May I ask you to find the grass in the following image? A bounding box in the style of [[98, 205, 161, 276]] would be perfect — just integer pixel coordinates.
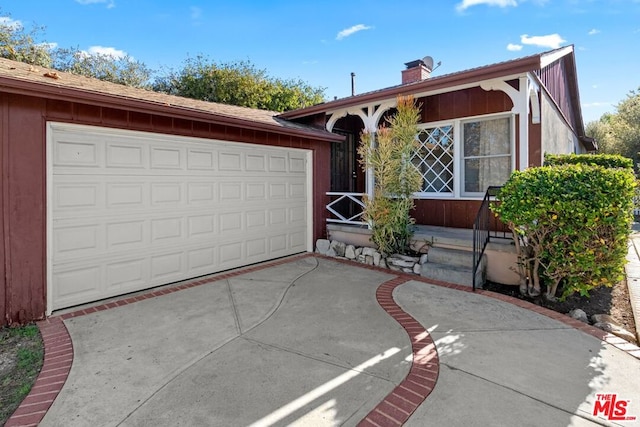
[[0, 324, 44, 424]]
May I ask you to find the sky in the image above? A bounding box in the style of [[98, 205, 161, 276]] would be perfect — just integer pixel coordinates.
[[2, 0, 639, 124]]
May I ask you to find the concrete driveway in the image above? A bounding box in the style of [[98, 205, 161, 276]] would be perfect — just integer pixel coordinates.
[[9, 255, 640, 426]]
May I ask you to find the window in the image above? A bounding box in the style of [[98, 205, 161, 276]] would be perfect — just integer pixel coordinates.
[[462, 117, 511, 194], [411, 125, 454, 194]]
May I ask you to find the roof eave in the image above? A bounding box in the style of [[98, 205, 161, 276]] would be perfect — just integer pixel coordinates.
[[279, 55, 541, 119], [0, 77, 343, 142]]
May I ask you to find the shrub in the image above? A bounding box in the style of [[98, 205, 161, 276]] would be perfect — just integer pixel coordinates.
[[544, 153, 633, 169], [492, 158, 636, 300], [357, 95, 422, 255]]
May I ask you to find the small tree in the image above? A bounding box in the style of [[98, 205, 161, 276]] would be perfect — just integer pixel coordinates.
[[357, 95, 423, 255]]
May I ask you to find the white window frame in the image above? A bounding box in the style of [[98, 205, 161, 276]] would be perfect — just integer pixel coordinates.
[[413, 113, 515, 200]]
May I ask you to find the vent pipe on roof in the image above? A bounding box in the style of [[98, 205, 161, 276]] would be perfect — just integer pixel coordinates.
[[351, 72, 356, 96]]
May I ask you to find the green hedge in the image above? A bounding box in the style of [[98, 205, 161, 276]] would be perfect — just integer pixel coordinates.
[[492, 159, 636, 300], [544, 153, 633, 169]]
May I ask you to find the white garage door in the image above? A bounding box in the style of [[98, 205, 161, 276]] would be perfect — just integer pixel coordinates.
[[47, 122, 311, 311]]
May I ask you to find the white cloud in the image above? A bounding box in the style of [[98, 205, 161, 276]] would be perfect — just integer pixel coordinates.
[[0, 17, 22, 29], [75, 0, 115, 8], [456, 0, 517, 12], [588, 29, 600, 35], [583, 101, 613, 108], [507, 43, 523, 51], [336, 24, 373, 40], [520, 33, 566, 49], [86, 46, 127, 58]]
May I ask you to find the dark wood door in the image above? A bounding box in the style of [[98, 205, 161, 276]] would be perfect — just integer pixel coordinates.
[[330, 129, 357, 192]]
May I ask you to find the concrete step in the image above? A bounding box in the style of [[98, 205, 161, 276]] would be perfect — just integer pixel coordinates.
[[422, 246, 486, 288], [420, 262, 484, 288], [427, 246, 475, 269]]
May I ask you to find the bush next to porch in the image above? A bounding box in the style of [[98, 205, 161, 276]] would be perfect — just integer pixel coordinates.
[[357, 95, 422, 256], [492, 154, 636, 300]]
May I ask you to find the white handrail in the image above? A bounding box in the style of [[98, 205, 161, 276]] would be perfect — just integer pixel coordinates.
[[325, 192, 367, 226]]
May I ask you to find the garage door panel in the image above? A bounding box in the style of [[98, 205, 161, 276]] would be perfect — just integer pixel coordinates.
[[54, 266, 102, 303], [55, 140, 100, 167], [107, 143, 145, 168], [54, 224, 100, 255], [106, 259, 147, 290], [49, 123, 310, 311], [150, 147, 183, 169], [187, 149, 216, 170]]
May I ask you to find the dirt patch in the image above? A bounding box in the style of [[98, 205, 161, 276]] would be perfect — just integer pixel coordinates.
[[0, 324, 44, 425], [485, 278, 637, 342]]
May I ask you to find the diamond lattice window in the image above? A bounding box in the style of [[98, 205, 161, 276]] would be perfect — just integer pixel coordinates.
[[411, 125, 454, 193]]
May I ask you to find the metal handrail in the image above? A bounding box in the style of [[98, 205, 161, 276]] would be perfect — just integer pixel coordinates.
[[472, 186, 509, 290]]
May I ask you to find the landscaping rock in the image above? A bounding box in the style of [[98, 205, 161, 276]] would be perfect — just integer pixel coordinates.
[[316, 239, 330, 255], [330, 240, 346, 257], [362, 247, 377, 257], [373, 252, 382, 266], [568, 308, 589, 324], [365, 255, 374, 265], [591, 314, 618, 326], [355, 247, 363, 257], [345, 245, 356, 260], [413, 263, 421, 275], [387, 256, 417, 269], [419, 254, 428, 265], [593, 322, 637, 344]]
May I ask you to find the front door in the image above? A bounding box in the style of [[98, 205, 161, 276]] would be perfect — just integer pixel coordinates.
[[330, 129, 357, 192]]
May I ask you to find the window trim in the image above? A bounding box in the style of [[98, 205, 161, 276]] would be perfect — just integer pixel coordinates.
[[460, 113, 515, 198], [412, 113, 515, 200]]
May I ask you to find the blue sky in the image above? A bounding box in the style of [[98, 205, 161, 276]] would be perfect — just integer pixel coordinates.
[[2, 0, 639, 123]]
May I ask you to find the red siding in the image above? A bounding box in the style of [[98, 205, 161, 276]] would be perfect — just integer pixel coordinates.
[[0, 93, 331, 326], [412, 199, 482, 229], [420, 85, 513, 122], [536, 59, 578, 132]]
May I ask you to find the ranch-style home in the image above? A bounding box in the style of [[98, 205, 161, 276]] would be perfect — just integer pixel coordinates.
[[0, 45, 592, 326]]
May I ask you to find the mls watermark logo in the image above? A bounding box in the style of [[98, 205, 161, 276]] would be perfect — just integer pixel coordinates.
[[592, 394, 636, 422]]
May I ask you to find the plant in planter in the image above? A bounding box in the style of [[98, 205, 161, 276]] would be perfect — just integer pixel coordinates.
[[357, 95, 423, 256]]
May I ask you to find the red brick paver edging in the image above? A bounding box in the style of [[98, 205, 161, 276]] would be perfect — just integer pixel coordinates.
[[6, 254, 310, 426], [7, 253, 640, 426], [358, 277, 439, 427], [5, 317, 73, 427]]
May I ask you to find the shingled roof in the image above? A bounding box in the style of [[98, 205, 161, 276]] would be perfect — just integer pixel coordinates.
[[0, 57, 341, 141]]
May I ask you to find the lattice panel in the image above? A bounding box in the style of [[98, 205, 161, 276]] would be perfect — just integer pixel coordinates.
[[411, 126, 454, 193]]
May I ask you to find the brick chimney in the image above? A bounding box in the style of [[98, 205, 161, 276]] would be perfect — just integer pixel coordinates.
[[402, 59, 431, 84]]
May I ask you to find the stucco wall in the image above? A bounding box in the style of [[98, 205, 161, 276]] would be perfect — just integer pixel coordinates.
[[541, 91, 576, 157]]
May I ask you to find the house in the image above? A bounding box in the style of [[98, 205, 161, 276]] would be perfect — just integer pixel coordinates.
[[0, 45, 593, 326], [279, 45, 595, 230], [0, 57, 342, 326]]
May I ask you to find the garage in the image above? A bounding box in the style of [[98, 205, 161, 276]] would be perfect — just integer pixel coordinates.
[[47, 122, 312, 311]]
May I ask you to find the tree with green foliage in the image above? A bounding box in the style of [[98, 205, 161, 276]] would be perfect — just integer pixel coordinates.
[[153, 56, 325, 112], [52, 48, 152, 88], [587, 89, 640, 170], [492, 154, 635, 300], [357, 96, 423, 256], [0, 12, 52, 67], [0, 11, 152, 88]]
